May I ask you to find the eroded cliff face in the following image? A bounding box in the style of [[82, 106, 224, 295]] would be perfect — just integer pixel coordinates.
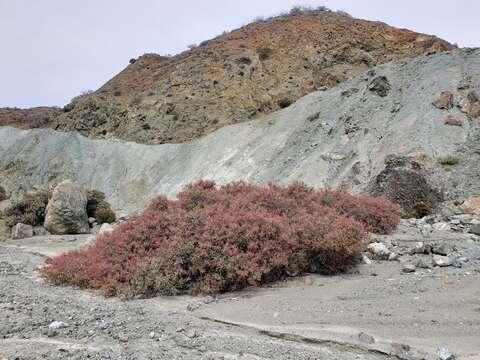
[[22, 10, 452, 144], [1, 49, 478, 213]]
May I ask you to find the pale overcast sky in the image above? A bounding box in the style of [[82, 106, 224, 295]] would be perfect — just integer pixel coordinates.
[[0, 0, 478, 108]]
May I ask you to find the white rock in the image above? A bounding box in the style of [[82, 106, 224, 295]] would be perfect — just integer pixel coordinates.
[[433, 255, 452, 267], [367, 242, 391, 260], [432, 222, 451, 231], [99, 223, 114, 235], [49, 321, 68, 329]]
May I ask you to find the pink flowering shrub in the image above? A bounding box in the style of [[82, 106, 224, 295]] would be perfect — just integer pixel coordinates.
[[40, 181, 399, 297]]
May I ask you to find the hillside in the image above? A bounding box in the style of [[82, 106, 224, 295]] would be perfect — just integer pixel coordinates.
[[0, 107, 59, 129], [5, 9, 454, 144], [1, 48, 478, 214]]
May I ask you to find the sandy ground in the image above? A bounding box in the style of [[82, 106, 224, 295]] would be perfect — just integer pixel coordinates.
[[1, 225, 479, 359]]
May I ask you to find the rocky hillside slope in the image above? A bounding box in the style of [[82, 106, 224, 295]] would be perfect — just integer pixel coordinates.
[[1, 49, 478, 214], [5, 9, 454, 144], [0, 107, 59, 129]]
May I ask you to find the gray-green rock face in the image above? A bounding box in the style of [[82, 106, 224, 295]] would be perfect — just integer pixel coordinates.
[[44, 180, 89, 235]]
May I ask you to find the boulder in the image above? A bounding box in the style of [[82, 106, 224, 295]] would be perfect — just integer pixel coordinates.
[[432, 222, 451, 231], [11, 223, 34, 239], [432, 91, 454, 109], [44, 180, 90, 235]]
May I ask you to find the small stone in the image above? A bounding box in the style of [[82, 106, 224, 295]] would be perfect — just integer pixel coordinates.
[[432, 244, 450, 256], [416, 257, 433, 269], [187, 302, 200, 312], [118, 335, 129, 343], [47, 328, 58, 337], [203, 295, 215, 304], [11, 223, 34, 239], [437, 346, 455, 360], [361, 253, 371, 265], [410, 242, 431, 255], [304, 276, 314, 286], [432, 222, 451, 231], [433, 255, 452, 267], [391, 343, 412, 360], [368, 76, 391, 97], [49, 321, 68, 330], [185, 329, 199, 338], [88, 217, 96, 224], [451, 259, 462, 268], [444, 116, 462, 126], [388, 252, 399, 261], [402, 264, 416, 273], [367, 242, 391, 260], [358, 332, 375, 344], [432, 91, 454, 110], [149, 331, 155, 339]]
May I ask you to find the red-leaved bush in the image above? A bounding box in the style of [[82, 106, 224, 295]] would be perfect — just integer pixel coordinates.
[[40, 181, 399, 297]]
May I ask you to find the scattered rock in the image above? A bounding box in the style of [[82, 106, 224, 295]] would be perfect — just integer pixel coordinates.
[[88, 217, 96, 224], [388, 252, 399, 261], [462, 196, 480, 215], [203, 295, 216, 304], [469, 224, 480, 236], [437, 346, 455, 360], [432, 91, 454, 109], [367, 242, 391, 260], [391, 343, 412, 360], [99, 223, 114, 235], [368, 76, 391, 97], [432, 244, 450, 256], [416, 257, 433, 269], [361, 253, 371, 265], [185, 328, 199, 339], [118, 335, 129, 343], [44, 180, 90, 235], [444, 115, 462, 126], [410, 242, 432, 255], [358, 332, 375, 344], [11, 223, 34, 239], [402, 264, 416, 273], [433, 255, 452, 267], [48, 321, 68, 330], [432, 222, 451, 231]]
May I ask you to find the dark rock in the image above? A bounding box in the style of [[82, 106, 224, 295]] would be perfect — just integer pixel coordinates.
[[368, 76, 391, 97], [469, 224, 480, 235]]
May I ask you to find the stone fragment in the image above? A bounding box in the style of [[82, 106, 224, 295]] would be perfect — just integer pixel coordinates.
[[358, 332, 375, 344], [444, 116, 462, 126], [367, 242, 391, 260], [432, 222, 451, 231], [469, 224, 480, 236], [368, 76, 391, 97], [432, 244, 450, 256], [437, 346, 455, 360], [416, 257, 433, 269], [433, 255, 452, 267], [402, 264, 416, 273], [463, 197, 480, 215], [432, 91, 454, 109], [11, 223, 34, 239]]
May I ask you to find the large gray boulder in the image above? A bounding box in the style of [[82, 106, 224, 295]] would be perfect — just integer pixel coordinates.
[[44, 180, 90, 235], [11, 223, 34, 239]]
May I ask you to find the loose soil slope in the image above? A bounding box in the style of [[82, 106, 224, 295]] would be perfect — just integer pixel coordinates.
[[18, 9, 454, 144], [1, 49, 478, 214]]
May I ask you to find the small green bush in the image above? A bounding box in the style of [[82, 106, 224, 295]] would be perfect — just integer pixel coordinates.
[[413, 201, 432, 218], [5, 190, 50, 226], [95, 207, 116, 224], [438, 155, 459, 165]]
